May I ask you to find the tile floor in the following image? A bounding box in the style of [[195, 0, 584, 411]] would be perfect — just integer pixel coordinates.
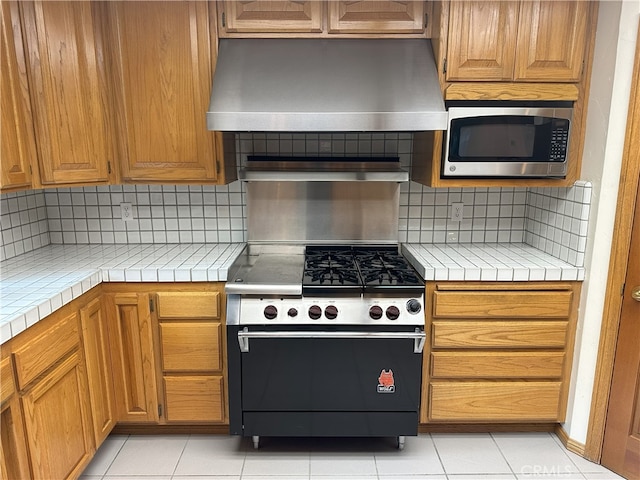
[[79, 432, 626, 480]]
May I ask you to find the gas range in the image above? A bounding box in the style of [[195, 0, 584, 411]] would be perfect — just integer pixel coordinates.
[[230, 244, 425, 327]]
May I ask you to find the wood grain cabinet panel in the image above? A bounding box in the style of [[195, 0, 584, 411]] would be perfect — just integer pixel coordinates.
[[431, 351, 565, 379], [220, 0, 323, 33], [21, 351, 94, 480], [431, 321, 568, 349], [163, 375, 224, 423], [0, 357, 30, 480], [156, 291, 220, 320], [20, 1, 114, 186], [105, 293, 159, 423], [445, 1, 518, 81], [515, 1, 589, 82], [81, 297, 116, 446], [160, 322, 222, 372], [108, 1, 233, 183], [430, 381, 562, 421], [445, 0, 589, 83], [421, 282, 580, 424], [328, 1, 425, 34], [1, 1, 35, 192], [13, 310, 80, 390]]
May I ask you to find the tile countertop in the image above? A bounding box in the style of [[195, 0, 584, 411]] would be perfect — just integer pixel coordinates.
[[0, 243, 246, 344], [0, 242, 584, 344]]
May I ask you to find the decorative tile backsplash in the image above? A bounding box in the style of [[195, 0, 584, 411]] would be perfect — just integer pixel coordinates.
[[0, 133, 592, 267]]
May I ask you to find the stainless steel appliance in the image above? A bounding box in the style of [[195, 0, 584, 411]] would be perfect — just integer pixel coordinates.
[[443, 103, 573, 178], [226, 245, 425, 450], [207, 39, 447, 132]]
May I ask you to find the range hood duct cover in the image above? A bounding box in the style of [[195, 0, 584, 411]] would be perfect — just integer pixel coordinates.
[[207, 39, 447, 132]]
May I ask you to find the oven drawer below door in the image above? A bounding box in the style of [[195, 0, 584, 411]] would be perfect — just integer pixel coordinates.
[[242, 411, 419, 437]]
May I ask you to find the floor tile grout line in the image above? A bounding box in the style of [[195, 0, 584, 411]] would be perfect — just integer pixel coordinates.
[[169, 432, 191, 479], [101, 433, 130, 478], [490, 431, 518, 478]]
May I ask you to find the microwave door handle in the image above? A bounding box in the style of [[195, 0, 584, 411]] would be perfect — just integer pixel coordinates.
[[237, 327, 426, 354]]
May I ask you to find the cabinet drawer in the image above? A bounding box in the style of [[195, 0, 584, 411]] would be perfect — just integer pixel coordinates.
[[163, 375, 224, 422], [431, 351, 565, 379], [160, 322, 221, 372], [156, 292, 220, 320], [1, 357, 15, 404], [429, 381, 562, 421], [433, 290, 572, 318], [432, 321, 568, 348], [13, 311, 80, 389]]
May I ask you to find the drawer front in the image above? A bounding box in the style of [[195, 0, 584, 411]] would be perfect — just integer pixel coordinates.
[[431, 351, 565, 379], [429, 381, 562, 421], [432, 321, 568, 348], [156, 292, 220, 320], [13, 312, 80, 390], [160, 322, 221, 372], [164, 375, 224, 422], [0, 356, 15, 404], [433, 290, 573, 318]]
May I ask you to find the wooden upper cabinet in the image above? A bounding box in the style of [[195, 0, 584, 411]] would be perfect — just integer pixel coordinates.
[[107, 2, 217, 183], [1, 1, 35, 192], [445, 1, 518, 81], [446, 1, 589, 83], [20, 1, 114, 186], [220, 0, 323, 33], [328, 1, 425, 34], [514, 1, 589, 82]]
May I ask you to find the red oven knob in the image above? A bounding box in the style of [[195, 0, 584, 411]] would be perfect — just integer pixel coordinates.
[[324, 305, 338, 320], [308, 305, 322, 320], [369, 305, 383, 320], [386, 306, 400, 320], [287, 308, 298, 318], [263, 305, 278, 320]]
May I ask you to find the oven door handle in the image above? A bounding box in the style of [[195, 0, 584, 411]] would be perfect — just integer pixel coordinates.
[[237, 327, 426, 354]]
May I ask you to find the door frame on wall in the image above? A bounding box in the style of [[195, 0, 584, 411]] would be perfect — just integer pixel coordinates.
[[585, 22, 640, 463]]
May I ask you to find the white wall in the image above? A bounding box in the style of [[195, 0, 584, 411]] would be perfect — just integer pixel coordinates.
[[563, 0, 640, 444]]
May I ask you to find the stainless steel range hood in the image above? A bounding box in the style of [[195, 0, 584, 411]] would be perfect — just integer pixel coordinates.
[[207, 39, 446, 132]]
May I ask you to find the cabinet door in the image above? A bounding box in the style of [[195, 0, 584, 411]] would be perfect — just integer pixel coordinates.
[[20, 1, 113, 186], [21, 351, 94, 480], [514, 1, 588, 82], [80, 297, 116, 446], [220, 0, 323, 33], [105, 293, 159, 423], [1, 1, 35, 192], [164, 375, 224, 423], [0, 358, 30, 480], [109, 1, 223, 183], [446, 1, 518, 81], [328, 1, 424, 34]]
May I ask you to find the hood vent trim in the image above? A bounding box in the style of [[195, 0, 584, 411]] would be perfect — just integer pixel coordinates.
[[207, 38, 447, 132]]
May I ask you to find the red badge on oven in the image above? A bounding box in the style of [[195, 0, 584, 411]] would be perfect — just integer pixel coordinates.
[[377, 369, 395, 393]]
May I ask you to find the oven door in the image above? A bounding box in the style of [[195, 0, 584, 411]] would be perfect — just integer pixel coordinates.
[[227, 325, 425, 438]]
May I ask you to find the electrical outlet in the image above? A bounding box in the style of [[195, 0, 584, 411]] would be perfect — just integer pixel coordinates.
[[120, 202, 134, 221], [450, 202, 464, 222]]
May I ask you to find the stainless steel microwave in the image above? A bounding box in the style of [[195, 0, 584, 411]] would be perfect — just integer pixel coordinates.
[[443, 105, 572, 178]]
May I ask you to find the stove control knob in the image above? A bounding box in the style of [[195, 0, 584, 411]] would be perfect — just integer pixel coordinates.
[[309, 305, 322, 320], [264, 305, 278, 320], [324, 305, 338, 320], [287, 308, 298, 318], [386, 306, 401, 321], [369, 305, 383, 320], [406, 299, 422, 315]]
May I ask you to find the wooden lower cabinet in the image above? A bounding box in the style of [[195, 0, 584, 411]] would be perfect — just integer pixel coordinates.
[[81, 296, 117, 445], [9, 306, 95, 480], [421, 282, 580, 424], [0, 356, 30, 480], [103, 283, 228, 426]]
